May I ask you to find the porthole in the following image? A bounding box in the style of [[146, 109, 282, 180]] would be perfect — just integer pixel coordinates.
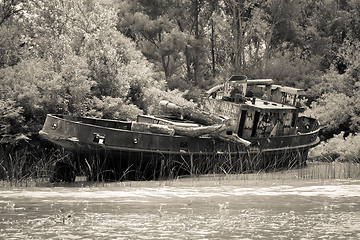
[[51, 123, 58, 130]]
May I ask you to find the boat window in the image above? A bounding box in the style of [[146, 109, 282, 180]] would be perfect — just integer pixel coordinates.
[[251, 111, 260, 137], [93, 133, 105, 144]]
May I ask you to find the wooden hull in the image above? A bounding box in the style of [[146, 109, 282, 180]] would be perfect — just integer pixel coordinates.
[[39, 114, 320, 181]]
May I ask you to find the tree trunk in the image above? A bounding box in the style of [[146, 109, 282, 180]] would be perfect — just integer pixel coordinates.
[[133, 118, 251, 146], [193, 0, 199, 84], [171, 124, 225, 137], [131, 122, 175, 136], [159, 100, 224, 125], [211, 19, 216, 77]]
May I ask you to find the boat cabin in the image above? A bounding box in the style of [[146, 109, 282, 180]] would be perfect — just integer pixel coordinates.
[[202, 76, 309, 139]]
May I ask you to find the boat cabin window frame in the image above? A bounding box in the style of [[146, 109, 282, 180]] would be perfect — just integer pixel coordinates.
[[237, 104, 299, 138]]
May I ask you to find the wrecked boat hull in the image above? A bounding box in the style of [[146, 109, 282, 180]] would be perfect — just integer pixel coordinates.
[[39, 114, 320, 181]]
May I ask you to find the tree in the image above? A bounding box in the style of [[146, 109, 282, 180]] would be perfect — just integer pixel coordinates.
[[118, 0, 222, 89], [0, 59, 64, 130], [0, 99, 24, 135], [0, 20, 24, 67], [0, 0, 177, 125], [0, 0, 24, 27], [0, 0, 31, 68]]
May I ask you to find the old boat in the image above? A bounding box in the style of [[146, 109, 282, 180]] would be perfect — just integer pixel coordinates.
[[39, 76, 320, 182]]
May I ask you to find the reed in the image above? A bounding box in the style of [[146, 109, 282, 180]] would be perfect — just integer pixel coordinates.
[[2, 135, 360, 185], [295, 160, 360, 180], [60, 147, 328, 182], [0, 138, 72, 186]]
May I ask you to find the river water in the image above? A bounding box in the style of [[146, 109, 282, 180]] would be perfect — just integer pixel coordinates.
[[1, 171, 360, 239]]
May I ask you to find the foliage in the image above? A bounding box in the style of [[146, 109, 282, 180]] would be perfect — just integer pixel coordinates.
[[59, 55, 95, 115], [115, 0, 360, 90], [0, 0, 191, 133], [305, 92, 353, 134], [304, 37, 360, 138], [142, 87, 196, 115], [0, 100, 24, 136], [246, 51, 323, 89], [4, 0, 360, 167], [309, 132, 360, 162], [0, 58, 96, 131], [117, 0, 192, 81], [0, 0, 25, 27], [0, 60, 61, 131], [85, 96, 143, 121]]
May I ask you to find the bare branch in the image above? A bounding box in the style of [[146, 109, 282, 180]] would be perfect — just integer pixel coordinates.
[[0, 0, 24, 27]]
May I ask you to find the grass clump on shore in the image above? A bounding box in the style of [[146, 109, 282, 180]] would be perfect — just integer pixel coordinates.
[[0, 133, 71, 186]]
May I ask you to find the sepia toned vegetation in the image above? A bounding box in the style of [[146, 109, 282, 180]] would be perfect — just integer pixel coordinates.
[[2, 0, 360, 181]]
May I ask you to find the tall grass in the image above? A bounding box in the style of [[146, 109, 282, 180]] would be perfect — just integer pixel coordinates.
[[0, 136, 72, 186], [296, 161, 360, 179]]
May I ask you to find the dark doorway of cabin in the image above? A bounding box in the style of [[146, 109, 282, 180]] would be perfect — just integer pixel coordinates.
[[238, 110, 247, 137], [251, 111, 260, 137]]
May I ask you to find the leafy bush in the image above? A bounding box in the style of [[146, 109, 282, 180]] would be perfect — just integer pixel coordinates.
[[85, 96, 143, 121], [0, 100, 24, 136], [309, 132, 360, 162], [306, 67, 356, 103], [0, 58, 97, 131], [246, 51, 323, 89], [142, 87, 196, 115], [305, 92, 354, 136], [0, 60, 57, 132]]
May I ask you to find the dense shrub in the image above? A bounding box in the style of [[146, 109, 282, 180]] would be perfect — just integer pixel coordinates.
[[0, 100, 24, 136], [304, 92, 354, 138], [142, 87, 196, 115], [309, 132, 360, 162], [85, 96, 143, 121]]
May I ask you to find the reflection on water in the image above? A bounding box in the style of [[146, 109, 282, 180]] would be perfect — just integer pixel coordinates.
[[1, 178, 360, 239]]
